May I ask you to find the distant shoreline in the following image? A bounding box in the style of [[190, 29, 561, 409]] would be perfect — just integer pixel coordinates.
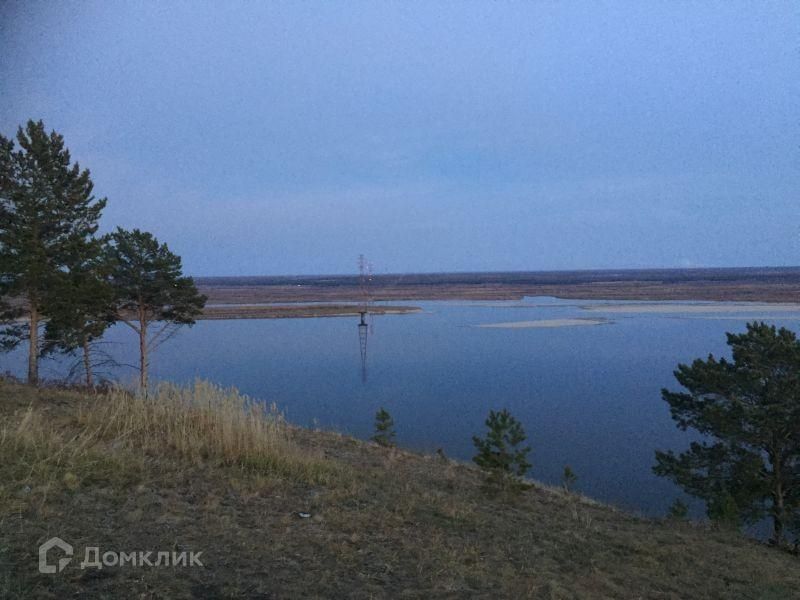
[[197, 267, 800, 313], [198, 304, 421, 320]]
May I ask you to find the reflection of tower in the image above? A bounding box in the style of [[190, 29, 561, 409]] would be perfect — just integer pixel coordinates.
[[357, 255, 374, 382], [358, 310, 369, 382]]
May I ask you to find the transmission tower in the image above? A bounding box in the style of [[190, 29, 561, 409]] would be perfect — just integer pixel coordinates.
[[358, 254, 374, 312]]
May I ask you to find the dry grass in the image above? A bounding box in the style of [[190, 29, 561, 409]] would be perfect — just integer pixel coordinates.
[[1, 380, 798, 599], [0, 400, 139, 519], [74, 380, 337, 484], [79, 381, 289, 455], [0, 380, 337, 515]]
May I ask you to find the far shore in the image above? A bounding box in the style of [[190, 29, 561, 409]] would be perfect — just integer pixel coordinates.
[[186, 267, 800, 320], [199, 303, 422, 320], [197, 267, 800, 307]]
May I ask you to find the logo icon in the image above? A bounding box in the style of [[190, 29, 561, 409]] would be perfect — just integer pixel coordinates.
[[39, 537, 73, 574]]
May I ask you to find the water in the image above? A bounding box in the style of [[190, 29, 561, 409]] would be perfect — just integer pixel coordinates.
[[6, 297, 800, 520]]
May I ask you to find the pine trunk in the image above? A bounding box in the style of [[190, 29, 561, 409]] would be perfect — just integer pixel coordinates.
[[772, 501, 784, 545], [771, 456, 786, 545], [138, 317, 148, 391], [83, 338, 93, 388], [28, 303, 39, 385]]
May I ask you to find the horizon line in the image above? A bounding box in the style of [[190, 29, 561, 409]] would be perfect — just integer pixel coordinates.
[[193, 265, 800, 281]]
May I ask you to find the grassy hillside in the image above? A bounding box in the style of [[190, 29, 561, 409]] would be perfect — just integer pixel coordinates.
[[0, 380, 797, 599]]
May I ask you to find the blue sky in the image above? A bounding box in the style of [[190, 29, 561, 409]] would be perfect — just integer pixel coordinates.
[[1, 1, 797, 275]]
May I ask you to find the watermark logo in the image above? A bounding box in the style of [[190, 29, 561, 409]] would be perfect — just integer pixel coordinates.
[[37, 538, 203, 573], [39, 537, 73, 574]]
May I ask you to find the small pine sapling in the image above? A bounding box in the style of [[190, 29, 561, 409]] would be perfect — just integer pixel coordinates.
[[371, 407, 396, 447], [472, 409, 531, 482], [562, 465, 578, 492]]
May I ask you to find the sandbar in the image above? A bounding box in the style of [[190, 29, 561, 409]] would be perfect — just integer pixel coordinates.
[[477, 318, 609, 329], [582, 303, 800, 314]]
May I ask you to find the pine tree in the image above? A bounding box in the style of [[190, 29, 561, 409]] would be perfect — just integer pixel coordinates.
[[0, 120, 106, 384], [654, 322, 800, 545], [41, 238, 116, 387], [104, 228, 206, 389], [371, 407, 396, 447], [472, 409, 531, 480], [562, 465, 578, 492]]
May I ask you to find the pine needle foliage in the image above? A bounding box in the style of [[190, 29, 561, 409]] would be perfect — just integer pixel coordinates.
[[371, 407, 396, 447], [654, 322, 800, 545], [472, 409, 531, 480]]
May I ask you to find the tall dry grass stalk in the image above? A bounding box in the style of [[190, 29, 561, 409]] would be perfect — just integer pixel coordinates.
[[80, 381, 287, 460], [0, 404, 132, 512], [1, 380, 336, 487], [1, 405, 110, 472], [76, 380, 336, 483]]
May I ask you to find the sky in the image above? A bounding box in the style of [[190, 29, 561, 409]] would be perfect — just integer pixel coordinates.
[[1, 1, 798, 276]]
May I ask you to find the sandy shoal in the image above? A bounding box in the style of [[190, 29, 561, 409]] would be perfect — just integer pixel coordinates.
[[582, 303, 800, 314], [477, 318, 608, 329]]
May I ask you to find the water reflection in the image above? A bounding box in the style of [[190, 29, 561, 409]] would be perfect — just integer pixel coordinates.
[[358, 310, 368, 382]]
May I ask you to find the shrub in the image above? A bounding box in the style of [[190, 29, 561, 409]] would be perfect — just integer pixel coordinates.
[[472, 409, 531, 480], [708, 492, 742, 530], [667, 498, 689, 520]]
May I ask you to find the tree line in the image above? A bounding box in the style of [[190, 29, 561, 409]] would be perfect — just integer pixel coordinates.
[[0, 120, 206, 388]]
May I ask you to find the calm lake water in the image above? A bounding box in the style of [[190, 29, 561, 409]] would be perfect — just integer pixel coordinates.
[[7, 297, 800, 521]]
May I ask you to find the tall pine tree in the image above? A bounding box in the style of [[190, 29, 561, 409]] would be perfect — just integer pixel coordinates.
[[0, 120, 106, 384], [654, 322, 800, 545], [42, 237, 116, 387], [104, 228, 206, 389]]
